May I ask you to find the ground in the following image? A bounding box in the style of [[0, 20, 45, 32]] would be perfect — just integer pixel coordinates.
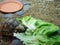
[[0, 0, 60, 45]]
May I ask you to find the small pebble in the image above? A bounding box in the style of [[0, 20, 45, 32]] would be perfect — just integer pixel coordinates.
[[15, 10, 24, 16], [23, 2, 31, 5], [23, 4, 30, 11], [18, 0, 23, 2], [3, 14, 13, 18], [58, 29, 60, 34], [11, 39, 23, 45]]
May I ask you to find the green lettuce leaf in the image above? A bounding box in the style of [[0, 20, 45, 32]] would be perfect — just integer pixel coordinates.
[[15, 16, 60, 45]]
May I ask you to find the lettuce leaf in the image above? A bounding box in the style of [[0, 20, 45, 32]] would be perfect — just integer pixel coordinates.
[[15, 16, 60, 45]]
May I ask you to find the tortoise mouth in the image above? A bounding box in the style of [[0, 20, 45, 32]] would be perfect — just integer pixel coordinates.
[[0, 1, 23, 13]]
